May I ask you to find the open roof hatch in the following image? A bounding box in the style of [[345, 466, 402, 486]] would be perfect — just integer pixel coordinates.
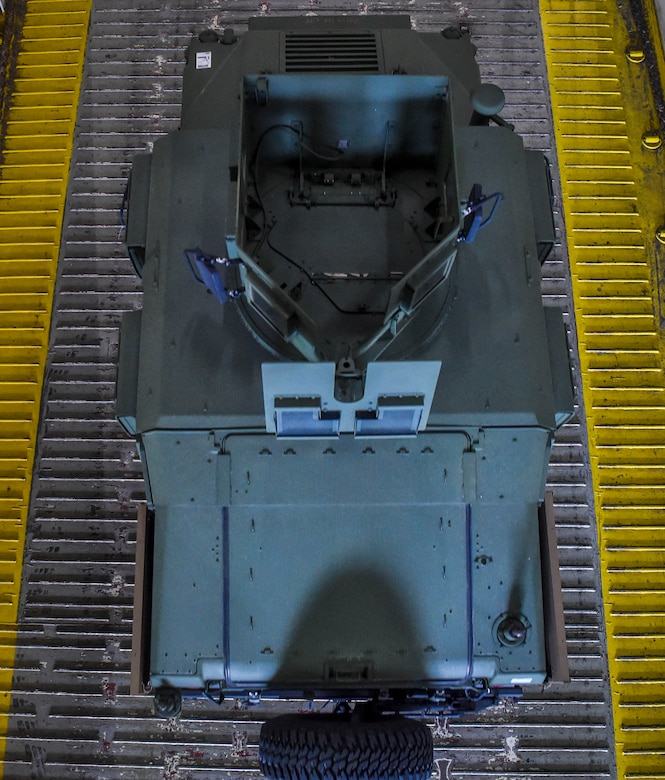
[[228, 73, 461, 368]]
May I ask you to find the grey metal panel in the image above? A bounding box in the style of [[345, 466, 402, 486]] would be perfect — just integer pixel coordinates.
[[115, 308, 142, 436], [226, 432, 468, 505], [423, 125, 557, 428], [125, 152, 153, 274], [133, 127, 270, 431], [227, 505, 471, 686], [525, 150, 556, 263], [151, 505, 225, 680], [144, 430, 219, 506], [475, 427, 552, 503], [543, 306, 576, 428], [5, 1, 612, 779], [470, 502, 547, 684]]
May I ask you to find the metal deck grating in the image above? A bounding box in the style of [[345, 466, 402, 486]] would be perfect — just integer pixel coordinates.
[[541, 0, 665, 777]]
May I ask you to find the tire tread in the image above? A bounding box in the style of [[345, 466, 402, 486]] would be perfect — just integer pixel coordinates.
[[259, 714, 433, 780]]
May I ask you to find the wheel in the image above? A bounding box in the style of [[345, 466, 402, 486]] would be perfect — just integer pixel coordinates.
[[259, 713, 433, 780], [198, 29, 220, 43], [153, 686, 182, 718]]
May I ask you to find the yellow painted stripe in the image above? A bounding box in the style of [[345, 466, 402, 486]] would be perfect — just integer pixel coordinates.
[[541, 1, 665, 778], [0, 0, 92, 774]]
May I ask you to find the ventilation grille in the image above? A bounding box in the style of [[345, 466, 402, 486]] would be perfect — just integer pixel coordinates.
[[284, 32, 380, 72]]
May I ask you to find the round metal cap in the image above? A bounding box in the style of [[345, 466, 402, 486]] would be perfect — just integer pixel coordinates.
[[471, 83, 506, 117], [495, 614, 530, 647]]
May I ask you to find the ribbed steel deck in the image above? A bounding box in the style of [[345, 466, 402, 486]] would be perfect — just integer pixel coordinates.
[[0, 0, 642, 776]]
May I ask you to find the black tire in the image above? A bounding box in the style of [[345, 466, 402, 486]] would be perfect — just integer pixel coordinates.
[[259, 713, 433, 780], [153, 686, 182, 719]]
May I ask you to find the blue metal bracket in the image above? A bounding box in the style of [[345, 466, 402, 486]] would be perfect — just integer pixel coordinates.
[[458, 183, 503, 244], [184, 248, 245, 304]]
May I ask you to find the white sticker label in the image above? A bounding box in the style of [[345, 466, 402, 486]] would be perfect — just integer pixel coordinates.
[[196, 51, 212, 69]]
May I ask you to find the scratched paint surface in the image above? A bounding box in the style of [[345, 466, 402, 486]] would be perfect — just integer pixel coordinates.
[[3, 0, 612, 777]]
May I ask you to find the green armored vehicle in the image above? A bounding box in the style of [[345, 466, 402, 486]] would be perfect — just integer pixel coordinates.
[[117, 15, 573, 779]]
